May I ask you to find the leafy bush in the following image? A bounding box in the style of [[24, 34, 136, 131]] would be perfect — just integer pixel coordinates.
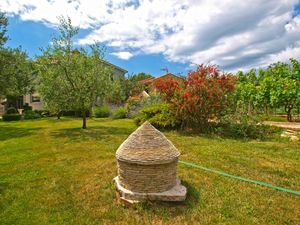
[[156, 64, 236, 130], [125, 94, 163, 118], [24, 110, 42, 120], [140, 93, 163, 107], [6, 107, 18, 114], [215, 114, 279, 139], [112, 107, 126, 119], [93, 106, 110, 118], [2, 113, 21, 121], [134, 103, 178, 129], [125, 96, 142, 118]]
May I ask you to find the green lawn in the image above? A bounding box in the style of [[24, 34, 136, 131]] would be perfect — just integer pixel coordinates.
[[0, 118, 299, 224]]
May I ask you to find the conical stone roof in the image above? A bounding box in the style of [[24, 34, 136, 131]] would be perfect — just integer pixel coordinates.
[[116, 121, 180, 165]]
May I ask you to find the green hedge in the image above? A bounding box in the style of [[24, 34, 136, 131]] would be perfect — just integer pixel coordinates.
[[93, 106, 110, 118], [6, 107, 18, 114], [2, 113, 22, 121], [24, 111, 42, 120], [112, 107, 126, 119]]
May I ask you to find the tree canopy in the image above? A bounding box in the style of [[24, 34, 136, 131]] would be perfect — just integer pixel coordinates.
[[36, 16, 114, 128], [0, 12, 33, 101], [0, 12, 8, 46], [0, 47, 34, 98], [235, 58, 300, 121]]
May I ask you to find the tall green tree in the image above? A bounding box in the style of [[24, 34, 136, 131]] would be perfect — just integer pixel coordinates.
[[0, 12, 8, 46], [0, 47, 34, 99], [0, 13, 34, 109], [267, 59, 300, 121], [256, 68, 272, 115], [236, 69, 259, 114], [36, 16, 113, 128], [124, 72, 153, 98]]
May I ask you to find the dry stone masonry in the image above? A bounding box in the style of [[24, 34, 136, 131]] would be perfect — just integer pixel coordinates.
[[114, 121, 187, 203]]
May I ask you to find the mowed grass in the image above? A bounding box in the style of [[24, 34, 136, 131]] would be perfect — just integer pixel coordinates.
[[0, 118, 299, 225]]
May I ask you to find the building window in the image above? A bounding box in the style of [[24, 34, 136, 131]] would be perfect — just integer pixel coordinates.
[[31, 95, 41, 103]]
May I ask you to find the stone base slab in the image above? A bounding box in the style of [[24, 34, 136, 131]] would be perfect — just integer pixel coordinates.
[[114, 176, 187, 203]]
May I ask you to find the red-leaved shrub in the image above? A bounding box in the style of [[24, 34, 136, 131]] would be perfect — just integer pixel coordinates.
[[156, 64, 236, 130]]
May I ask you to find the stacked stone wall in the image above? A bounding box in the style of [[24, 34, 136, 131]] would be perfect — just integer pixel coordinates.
[[118, 160, 177, 193]]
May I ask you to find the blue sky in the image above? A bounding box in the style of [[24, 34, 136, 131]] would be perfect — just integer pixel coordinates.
[[5, 16, 189, 76], [2, 0, 300, 77]]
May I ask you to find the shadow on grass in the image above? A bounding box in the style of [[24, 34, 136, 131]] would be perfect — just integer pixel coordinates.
[[49, 125, 134, 141], [133, 180, 200, 218], [0, 126, 42, 141]]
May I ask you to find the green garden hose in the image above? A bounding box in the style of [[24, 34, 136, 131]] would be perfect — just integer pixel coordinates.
[[178, 160, 300, 196]]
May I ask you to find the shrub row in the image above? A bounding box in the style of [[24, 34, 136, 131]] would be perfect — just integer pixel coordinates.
[[24, 111, 42, 120], [2, 113, 22, 121], [2, 107, 49, 121], [2, 107, 21, 121], [93, 106, 126, 119]]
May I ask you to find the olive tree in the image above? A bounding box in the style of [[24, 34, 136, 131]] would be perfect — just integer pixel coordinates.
[[36, 17, 113, 128]]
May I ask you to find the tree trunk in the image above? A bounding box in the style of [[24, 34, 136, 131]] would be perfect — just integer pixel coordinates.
[[82, 110, 87, 129], [287, 110, 292, 122], [285, 105, 293, 122], [57, 111, 61, 120], [265, 105, 269, 116]]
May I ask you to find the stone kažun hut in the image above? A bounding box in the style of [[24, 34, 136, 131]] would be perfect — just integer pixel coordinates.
[[114, 121, 187, 203]]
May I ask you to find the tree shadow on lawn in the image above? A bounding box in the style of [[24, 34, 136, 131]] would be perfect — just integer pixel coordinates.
[[49, 125, 134, 142], [133, 180, 200, 218], [0, 126, 42, 141]]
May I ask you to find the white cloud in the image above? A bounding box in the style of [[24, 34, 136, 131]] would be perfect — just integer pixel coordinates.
[[111, 51, 133, 60], [1, 0, 300, 71]]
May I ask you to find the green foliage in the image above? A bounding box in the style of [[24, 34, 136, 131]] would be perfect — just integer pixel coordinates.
[[93, 106, 110, 118], [36, 16, 113, 128], [124, 72, 153, 98], [125, 94, 163, 118], [22, 103, 33, 112], [106, 78, 126, 104], [235, 69, 259, 114], [140, 93, 163, 107], [267, 60, 300, 121], [2, 113, 21, 121], [134, 103, 178, 129], [6, 107, 18, 114], [0, 12, 8, 46], [112, 107, 126, 119], [130, 72, 152, 81], [24, 110, 42, 120], [0, 47, 34, 98], [216, 114, 279, 139], [125, 96, 143, 118], [235, 58, 300, 121]]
